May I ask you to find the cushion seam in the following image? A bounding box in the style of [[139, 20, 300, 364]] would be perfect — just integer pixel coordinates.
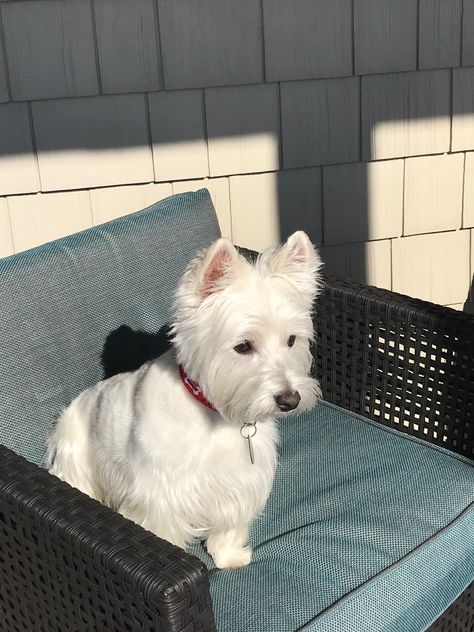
[[295, 500, 474, 631]]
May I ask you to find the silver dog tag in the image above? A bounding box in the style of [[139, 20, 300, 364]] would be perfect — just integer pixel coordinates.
[[240, 422, 257, 465]]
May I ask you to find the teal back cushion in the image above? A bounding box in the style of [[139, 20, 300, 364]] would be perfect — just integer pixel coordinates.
[[0, 189, 220, 465]]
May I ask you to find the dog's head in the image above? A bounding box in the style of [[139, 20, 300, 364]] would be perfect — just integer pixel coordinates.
[[171, 232, 322, 423]]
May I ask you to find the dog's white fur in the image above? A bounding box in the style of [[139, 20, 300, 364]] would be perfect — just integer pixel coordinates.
[[47, 231, 322, 569]]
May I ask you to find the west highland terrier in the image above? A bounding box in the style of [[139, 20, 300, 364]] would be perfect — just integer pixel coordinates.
[[47, 231, 322, 569]]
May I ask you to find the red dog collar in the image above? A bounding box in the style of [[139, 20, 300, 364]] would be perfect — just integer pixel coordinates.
[[179, 365, 216, 411]]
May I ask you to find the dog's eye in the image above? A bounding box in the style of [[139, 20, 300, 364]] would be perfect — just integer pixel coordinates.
[[234, 340, 253, 354], [287, 335, 296, 347]]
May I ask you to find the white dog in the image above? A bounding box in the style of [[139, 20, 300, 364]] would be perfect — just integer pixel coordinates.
[[47, 231, 322, 569]]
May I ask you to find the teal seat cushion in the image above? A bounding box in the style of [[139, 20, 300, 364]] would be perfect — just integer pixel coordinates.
[[191, 402, 474, 632], [0, 189, 220, 465]]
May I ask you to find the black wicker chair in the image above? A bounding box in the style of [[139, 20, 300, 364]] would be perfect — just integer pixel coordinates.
[[314, 274, 474, 632], [1, 270, 472, 631]]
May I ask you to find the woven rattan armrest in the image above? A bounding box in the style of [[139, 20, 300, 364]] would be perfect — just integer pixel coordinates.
[[314, 276, 474, 632], [0, 444, 216, 632], [315, 273, 474, 460]]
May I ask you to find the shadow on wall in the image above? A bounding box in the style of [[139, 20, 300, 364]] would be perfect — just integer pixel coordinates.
[[299, 65, 472, 303], [0, 0, 473, 309], [1, 92, 473, 308], [1, 33, 473, 307], [465, 278, 474, 314]]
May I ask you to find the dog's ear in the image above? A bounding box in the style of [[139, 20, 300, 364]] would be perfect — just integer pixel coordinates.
[[269, 231, 322, 303], [201, 238, 238, 297]]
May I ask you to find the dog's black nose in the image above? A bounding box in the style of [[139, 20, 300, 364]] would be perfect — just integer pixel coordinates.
[[275, 390, 301, 412]]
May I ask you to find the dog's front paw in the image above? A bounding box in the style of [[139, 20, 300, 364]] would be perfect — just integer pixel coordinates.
[[212, 546, 252, 569], [206, 527, 252, 569]]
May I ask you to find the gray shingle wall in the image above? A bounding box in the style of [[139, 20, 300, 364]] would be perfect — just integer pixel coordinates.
[[0, 0, 472, 309]]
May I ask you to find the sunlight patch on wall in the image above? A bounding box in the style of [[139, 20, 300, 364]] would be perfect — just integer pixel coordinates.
[[370, 116, 450, 161]]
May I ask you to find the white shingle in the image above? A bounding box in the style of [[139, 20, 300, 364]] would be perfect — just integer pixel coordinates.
[[404, 154, 464, 235], [33, 95, 153, 191], [324, 160, 403, 245], [206, 84, 280, 177], [281, 77, 360, 168], [149, 90, 208, 182], [392, 231, 470, 304], [8, 191, 92, 252], [362, 70, 450, 160], [158, 0, 263, 89], [94, 0, 161, 94], [0, 103, 39, 196], [263, 0, 352, 81], [354, 0, 417, 75], [3, 0, 98, 100]]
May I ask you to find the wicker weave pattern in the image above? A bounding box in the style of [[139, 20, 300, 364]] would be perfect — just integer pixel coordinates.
[[0, 445, 216, 632], [426, 582, 474, 632], [315, 274, 474, 461], [314, 274, 474, 632]]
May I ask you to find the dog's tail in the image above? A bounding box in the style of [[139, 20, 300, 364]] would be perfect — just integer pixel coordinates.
[[46, 400, 102, 501]]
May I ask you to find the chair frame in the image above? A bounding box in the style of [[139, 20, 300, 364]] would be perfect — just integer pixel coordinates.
[[1, 271, 473, 631]]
